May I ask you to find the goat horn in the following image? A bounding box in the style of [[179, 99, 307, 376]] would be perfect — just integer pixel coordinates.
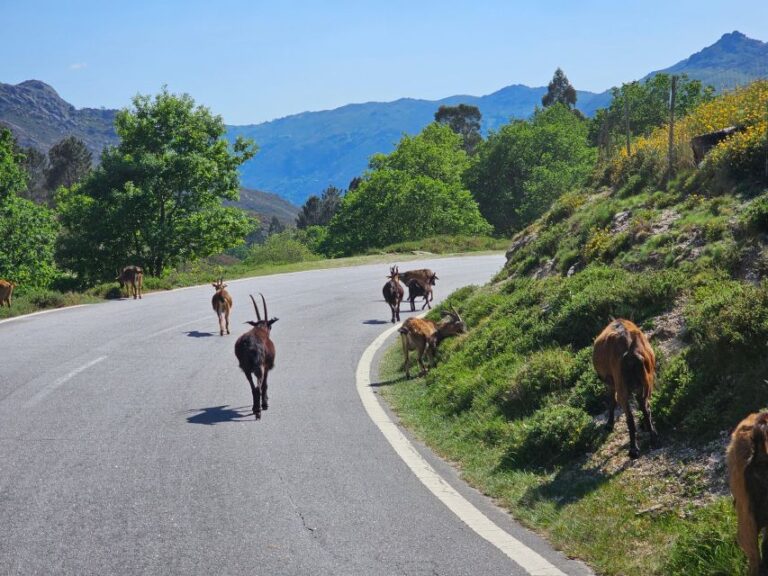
[[250, 294, 262, 322], [260, 293, 268, 321]]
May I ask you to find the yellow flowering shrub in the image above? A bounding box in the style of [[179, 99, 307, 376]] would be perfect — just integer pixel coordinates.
[[609, 80, 768, 187]]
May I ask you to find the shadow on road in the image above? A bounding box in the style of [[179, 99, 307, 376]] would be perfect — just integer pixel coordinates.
[[362, 319, 389, 325], [186, 405, 254, 424], [185, 330, 215, 338]]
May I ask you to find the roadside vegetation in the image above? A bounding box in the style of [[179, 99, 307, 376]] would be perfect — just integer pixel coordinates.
[[380, 79, 768, 575]]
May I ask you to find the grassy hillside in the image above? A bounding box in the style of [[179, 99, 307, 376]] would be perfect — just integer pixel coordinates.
[[380, 81, 768, 575]]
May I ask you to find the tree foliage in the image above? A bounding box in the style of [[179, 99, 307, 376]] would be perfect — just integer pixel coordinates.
[[0, 128, 59, 288], [590, 73, 715, 149], [324, 123, 491, 255], [46, 136, 92, 192], [56, 89, 258, 283], [542, 68, 577, 109], [465, 104, 596, 234], [435, 104, 482, 154], [296, 185, 343, 228]]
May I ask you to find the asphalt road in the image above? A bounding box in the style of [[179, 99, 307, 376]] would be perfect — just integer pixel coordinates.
[[0, 254, 593, 576]]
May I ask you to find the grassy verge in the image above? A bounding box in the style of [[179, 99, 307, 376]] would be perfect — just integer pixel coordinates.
[[378, 337, 745, 575]]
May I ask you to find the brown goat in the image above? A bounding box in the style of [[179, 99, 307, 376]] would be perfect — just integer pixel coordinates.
[[400, 268, 438, 288], [0, 279, 14, 308], [116, 265, 143, 299], [727, 411, 768, 576], [399, 309, 466, 378], [211, 278, 233, 336], [593, 318, 658, 458], [406, 273, 437, 312], [382, 265, 404, 323], [234, 294, 278, 419]]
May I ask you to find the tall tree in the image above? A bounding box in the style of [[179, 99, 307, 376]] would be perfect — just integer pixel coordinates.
[[324, 123, 491, 256], [542, 68, 577, 109], [296, 185, 343, 228], [20, 147, 50, 204], [57, 89, 258, 282], [435, 104, 482, 154], [0, 128, 58, 287], [465, 104, 596, 234], [46, 136, 93, 191]]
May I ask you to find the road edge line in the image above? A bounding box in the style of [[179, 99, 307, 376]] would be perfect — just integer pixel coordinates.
[[355, 324, 567, 576]]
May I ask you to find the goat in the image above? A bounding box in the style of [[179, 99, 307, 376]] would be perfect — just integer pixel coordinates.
[[0, 279, 14, 308], [406, 273, 437, 312], [382, 265, 404, 323], [234, 294, 278, 419], [399, 308, 466, 378], [727, 411, 768, 576], [400, 268, 438, 288], [211, 278, 233, 336], [116, 265, 143, 299], [593, 318, 659, 458]]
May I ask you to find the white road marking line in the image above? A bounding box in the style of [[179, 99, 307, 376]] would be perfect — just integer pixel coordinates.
[[0, 305, 89, 326], [356, 324, 568, 576], [25, 356, 108, 408]]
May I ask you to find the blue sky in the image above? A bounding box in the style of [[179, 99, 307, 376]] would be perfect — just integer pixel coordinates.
[[2, 0, 766, 125]]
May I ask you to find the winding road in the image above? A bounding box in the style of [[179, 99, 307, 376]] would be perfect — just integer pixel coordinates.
[[0, 254, 593, 575]]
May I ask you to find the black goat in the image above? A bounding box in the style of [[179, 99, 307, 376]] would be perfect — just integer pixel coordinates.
[[406, 273, 437, 311], [382, 265, 404, 323], [234, 294, 278, 419]]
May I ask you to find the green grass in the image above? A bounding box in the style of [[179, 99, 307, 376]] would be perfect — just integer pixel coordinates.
[[378, 345, 746, 576]]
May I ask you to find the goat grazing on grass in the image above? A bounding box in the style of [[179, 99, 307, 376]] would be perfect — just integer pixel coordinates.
[[406, 273, 437, 312], [383, 266, 404, 323], [116, 265, 143, 299], [234, 294, 278, 419], [593, 318, 659, 459], [211, 278, 233, 336], [727, 411, 768, 576], [399, 309, 466, 378], [0, 279, 14, 308]]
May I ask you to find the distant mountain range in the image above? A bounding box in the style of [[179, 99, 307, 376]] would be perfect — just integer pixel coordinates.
[[2, 31, 766, 205]]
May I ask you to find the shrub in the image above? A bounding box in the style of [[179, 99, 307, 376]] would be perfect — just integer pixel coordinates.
[[501, 348, 579, 418], [503, 405, 600, 469]]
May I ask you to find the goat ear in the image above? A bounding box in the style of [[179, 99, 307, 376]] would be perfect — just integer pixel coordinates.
[[268, 317, 279, 327]]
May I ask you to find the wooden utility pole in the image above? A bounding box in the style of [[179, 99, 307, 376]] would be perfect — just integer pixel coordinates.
[[624, 86, 631, 156], [667, 75, 677, 187]]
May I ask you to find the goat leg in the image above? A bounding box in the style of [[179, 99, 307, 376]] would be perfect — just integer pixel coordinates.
[[604, 379, 617, 431], [622, 400, 640, 458], [638, 393, 660, 448], [245, 372, 261, 419], [261, 370, 269, 411]]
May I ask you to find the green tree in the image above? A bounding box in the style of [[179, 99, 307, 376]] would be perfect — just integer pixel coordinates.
[[542, 68, 577, 109], [589, 73, 714, 149], [296, 185, 343, 228], [435, 104, 482, 154], [0, 128, 27, 200], [57, 89, 258, 282], [0, 128, 59, 287], [46, 136, 92, 192], [324, 123, 491, 255], [465, 104, 596, 234], [20, 146, 50, 205]]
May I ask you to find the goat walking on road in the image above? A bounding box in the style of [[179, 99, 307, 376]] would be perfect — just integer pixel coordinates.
[[727, 411, 768, 576], [383, 266, 404, 323], [234, 294, 278, 419], [116, 266, 143, 299], [211, 278, 233, 336], [406, 273, 437, 312], [593, 318, 659, 459], [399, 309, 466, 379]]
